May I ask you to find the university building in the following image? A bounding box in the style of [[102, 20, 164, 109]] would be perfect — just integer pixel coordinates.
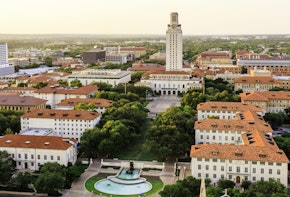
[[0, 134, 77, 171], [21, 109, 100, 141], [191, 101, 289, 186], [139, 12, 202, 95]]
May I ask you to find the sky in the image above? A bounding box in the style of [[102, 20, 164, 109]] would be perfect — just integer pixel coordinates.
[[1, 0, 290, 35]]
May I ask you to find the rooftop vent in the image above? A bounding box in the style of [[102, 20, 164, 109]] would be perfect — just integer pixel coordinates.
[[38, 112, 43, 116], [50, 113, 56, 116], [5, 140, 11, 144], [235, 152, 243, 157], [25, 141, 30, 144], [63, 113, 68, 117], [248, 120, 255, 124], [44, 142, 50, 145], [212, 151, 219, 155], [259, 154, 267, 158], [75, 114, 81, 117]]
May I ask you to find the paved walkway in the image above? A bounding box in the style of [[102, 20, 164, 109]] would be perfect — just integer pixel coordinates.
[[61, 159, 180, 197]]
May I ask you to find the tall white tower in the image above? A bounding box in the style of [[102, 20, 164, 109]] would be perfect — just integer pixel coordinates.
[[0, 43, 8, 65], [166, 12, 183, 71]]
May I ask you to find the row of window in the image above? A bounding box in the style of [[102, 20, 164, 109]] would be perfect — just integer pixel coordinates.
[[197, 173, 281, 183], [196, 158, 282, 166], [199, 134, 241, 142], [13, 153, 61, 161]]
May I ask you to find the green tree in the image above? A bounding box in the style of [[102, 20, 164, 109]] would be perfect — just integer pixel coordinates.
[[79, 128, 101, 158], [8, 172, 33, 191], [91, 81, 112, 91], [217, 179, 235, 189], [32, 82, 48, 89], [57, 79, 68, 86], [44, 57, 52, 67], [248, 178, 290, 197], [35, 162, 65, 194], [4, 128, 14, 135], [70, 79, 82, 87], [147, 107, 195, 160], [0, 150, 15, 184]]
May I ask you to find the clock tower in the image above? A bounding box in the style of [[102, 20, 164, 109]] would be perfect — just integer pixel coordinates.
[[166, 12, 183, 71]]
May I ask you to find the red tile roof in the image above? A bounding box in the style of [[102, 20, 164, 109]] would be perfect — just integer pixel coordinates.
[[0, 134, 76, 150], [190, 143, 288, 163], [240, 91, 290, 101], [234, 76, 281, 84], [56, 98, 113, 108], [197, 102, 262, 112], [34, 84, 98, 95], [21, 109, 100, 120], [0, 94, 47, 106]]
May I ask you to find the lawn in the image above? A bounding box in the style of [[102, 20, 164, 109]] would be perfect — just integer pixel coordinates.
[[117, 118, 159, 161], [85, 175, 164, 197]]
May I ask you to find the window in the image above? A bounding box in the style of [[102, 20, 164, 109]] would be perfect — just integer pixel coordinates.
[[198, 165, 201, 170], [197, 158, 202, 161], [37, 155, 40, 159], [277, 163, 282, 166], [205, 173, 209, 178], [44, 155, 47, 160], [213, 174, 216, 178], [198, 173, 201, 178], [18, 154, 21, 159], [229, 166, 232, 172], [51, 156, 54, 160], [252, 161, 257, 164], [269, 169, 272, 174], [245, 167, 248, 173], [213, 159, 217, 162], [237, 167, 240, 172], [221, 166, 224, 171], [213, 166, 216, 171], [57, 156, 60, 161], [277, 169, 281, 175], [260, 162, 265, 165], [206, 165, 209, 170], [253, 168, 256, 173], [31, 162, 34, 166], [229, 175, 232, 179], [268, 162, 273, 165], [261, 169, 264, 174], [31, 155, 34, 159], [253, 177, 256, 181]]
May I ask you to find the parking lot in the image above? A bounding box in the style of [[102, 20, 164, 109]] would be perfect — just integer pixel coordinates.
[[146, 95, 181, 118]]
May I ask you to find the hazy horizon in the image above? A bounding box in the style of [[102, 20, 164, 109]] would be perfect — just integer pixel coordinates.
[[1, 0, 290, 35]]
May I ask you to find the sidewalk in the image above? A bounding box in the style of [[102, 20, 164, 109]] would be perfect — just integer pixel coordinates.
[[62, 159, 179, 197]]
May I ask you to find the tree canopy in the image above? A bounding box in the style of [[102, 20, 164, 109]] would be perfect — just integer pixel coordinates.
[[147, 107, 195, 160]]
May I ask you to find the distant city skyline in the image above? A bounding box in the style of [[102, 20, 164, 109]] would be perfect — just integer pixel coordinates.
[[1, 0, 290, 35]]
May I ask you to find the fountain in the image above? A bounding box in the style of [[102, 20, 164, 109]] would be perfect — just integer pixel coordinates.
[[94, 161, 152, 195]]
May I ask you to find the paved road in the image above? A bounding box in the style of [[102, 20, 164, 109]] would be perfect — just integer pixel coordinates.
[[61, 159, 179, 197], [146, 95, 181, 118]]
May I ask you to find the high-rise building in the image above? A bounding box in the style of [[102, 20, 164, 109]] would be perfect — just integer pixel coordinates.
[[0, 43, 15, 76], [166, 12, 183, 71], [0, 43, 8, 65], [139, 12, 202, 95]]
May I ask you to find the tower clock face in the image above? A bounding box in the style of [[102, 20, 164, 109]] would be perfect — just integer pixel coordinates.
[[172, 24, 176, 29]]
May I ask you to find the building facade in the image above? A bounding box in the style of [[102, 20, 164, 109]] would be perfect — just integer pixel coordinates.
[[21, 109, 100, 141], [0, 94, 47, 113], [0, 134, 77, 171], [67, 69, 131, 87], [166, 12, 183, 71], [191, 101, 289, 186], [55, 98, 113, 114], [234, 76, 281, 92], [83, 50, 106, 64], [240, 91, 290, 114], [33, 84, 98, 108]]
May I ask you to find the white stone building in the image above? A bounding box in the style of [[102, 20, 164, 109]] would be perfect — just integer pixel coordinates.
[[33, 84, 99, 108], [67, 69, 131, 87], [0, 134, 77, 171], [21, 109, 100, 141], [55, 98, 113, 114], [139, 12, 202, 95], [191, 101, 289, 186], [196, 101, 262, 120], [166, 12, 183, 71], [105, 54, 127, 64], [0, 43, 15, 76]]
